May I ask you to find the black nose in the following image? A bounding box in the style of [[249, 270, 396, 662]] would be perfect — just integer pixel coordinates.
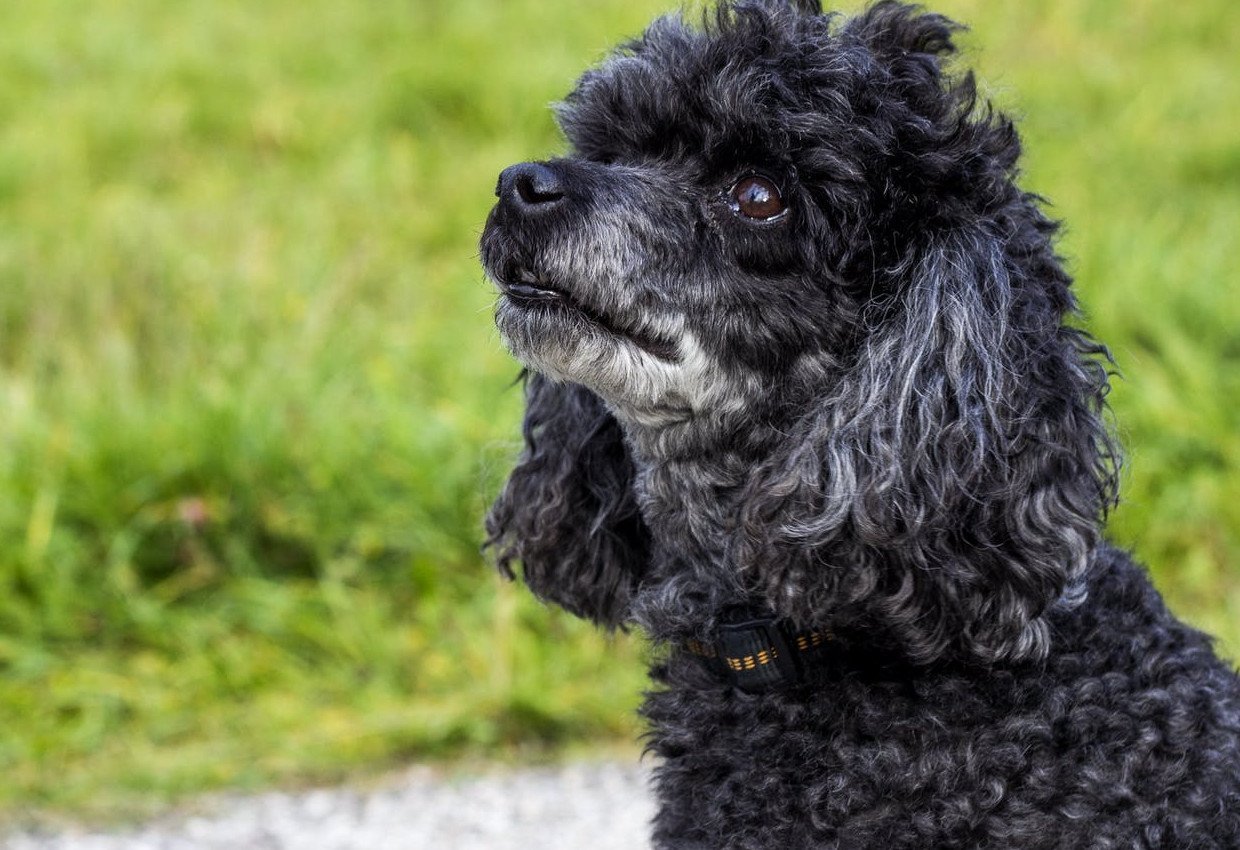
[[496, 162, 565, 212]]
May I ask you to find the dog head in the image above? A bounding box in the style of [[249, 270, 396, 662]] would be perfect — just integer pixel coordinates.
[[482, 1, 877, 427], [482, 0, 1119, 664]]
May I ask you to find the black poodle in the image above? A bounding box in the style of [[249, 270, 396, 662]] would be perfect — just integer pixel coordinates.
[[479, 2, 1240, 846]]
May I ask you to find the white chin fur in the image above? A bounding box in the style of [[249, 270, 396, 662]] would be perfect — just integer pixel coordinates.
[[502, 320, 745, 427]]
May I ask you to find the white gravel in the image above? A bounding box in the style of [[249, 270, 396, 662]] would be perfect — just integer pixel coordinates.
[[4, 761, 655, 850]]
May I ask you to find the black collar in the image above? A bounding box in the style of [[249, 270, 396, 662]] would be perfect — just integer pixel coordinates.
[[683, 615, 834, 693]]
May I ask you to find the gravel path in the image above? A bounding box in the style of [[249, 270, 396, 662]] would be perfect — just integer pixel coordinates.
[[4, 761, 655, 850]]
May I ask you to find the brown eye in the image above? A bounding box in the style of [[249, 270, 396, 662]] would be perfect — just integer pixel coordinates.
[[729, 175, 785, 220]]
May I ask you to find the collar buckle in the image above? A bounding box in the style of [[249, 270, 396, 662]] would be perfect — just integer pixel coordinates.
[[686, 617, 830, 693]]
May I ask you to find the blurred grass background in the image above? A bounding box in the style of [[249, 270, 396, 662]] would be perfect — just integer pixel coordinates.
[[0, 0, 1235, 823]]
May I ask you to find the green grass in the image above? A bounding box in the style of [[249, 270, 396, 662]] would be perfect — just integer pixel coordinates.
[[0, 0, 1236, 822]]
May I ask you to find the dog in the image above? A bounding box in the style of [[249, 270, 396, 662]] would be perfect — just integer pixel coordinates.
[[479, 2, 1240, 846]]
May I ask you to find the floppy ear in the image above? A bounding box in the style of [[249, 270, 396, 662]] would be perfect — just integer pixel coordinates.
[[735, 8, 1119, 662], [737, 221, 1119, 665], [486, 373, 650, 628]]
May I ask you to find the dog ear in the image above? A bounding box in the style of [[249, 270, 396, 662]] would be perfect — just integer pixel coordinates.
[[486, 373, 650, 628], [737, 219, 1119, 665], [725, 0, 1117, 666]]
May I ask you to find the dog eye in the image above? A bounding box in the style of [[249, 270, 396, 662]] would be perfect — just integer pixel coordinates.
[[729, 176, 785, 220]]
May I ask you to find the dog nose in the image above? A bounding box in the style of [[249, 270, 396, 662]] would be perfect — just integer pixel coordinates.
[[496, 162, 565, 212]]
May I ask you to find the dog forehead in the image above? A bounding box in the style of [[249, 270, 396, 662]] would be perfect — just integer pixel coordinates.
[[555, 7, 856, 165]]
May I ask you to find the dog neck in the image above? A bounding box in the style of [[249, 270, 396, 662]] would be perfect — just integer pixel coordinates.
[[618, 409, 801, 643]]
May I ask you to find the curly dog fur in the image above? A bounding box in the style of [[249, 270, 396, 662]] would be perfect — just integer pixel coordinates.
[[479, 2, 1240, 846]]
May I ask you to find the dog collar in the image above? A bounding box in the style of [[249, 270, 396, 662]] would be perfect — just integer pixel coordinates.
[[683, 615, 833, 693]]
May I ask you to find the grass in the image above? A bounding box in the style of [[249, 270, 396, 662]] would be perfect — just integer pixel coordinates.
[[0, 0, 1236, 823]]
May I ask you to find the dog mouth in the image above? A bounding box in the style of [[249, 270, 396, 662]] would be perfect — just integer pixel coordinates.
[[496, 263, 680, 362], [499, 266, 569, 304]]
